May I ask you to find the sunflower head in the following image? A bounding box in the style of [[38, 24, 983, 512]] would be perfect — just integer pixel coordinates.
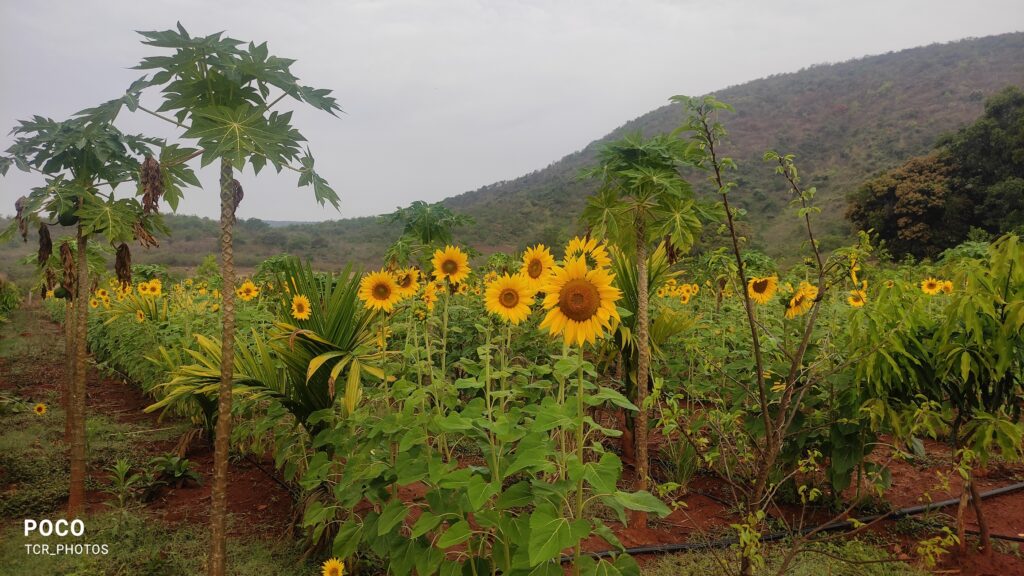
[[921, 277, 942, 295], [394, 268, 420, 298], [747, 276, 779, 305], [848, 289, 867, 308], [135, 309, 145, 323], [359, 270, 401, 312], [33, 403, 47, 416], [421, 282, 439, 311], [540, 257, 621, 346], [432, 245, 471, 284], [236, 280, 260, 302], [521, 244, 556, 289], [321, 557, 345, 576], [941, 280, 954, 294], [291, 294, 312, 320], [564, 236, 611, 270], [138, 281, 150, 295], [89, 298, 99, 309], [485, 273, 536, 324]]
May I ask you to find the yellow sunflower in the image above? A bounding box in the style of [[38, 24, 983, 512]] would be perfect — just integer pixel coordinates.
[[689, 283, 699, 295], [148, 279, 163, 297], [236, 280, 260, 302], [785, 282, 818, 319], [456, 282, 469, 295], [291, 294, 312, 320], [484, 270, 499, 284], [96, 288, 108, 299], [138, 281, 151, 295], [485, 273, 536, 324], [45, 289, 54, 299], [920, 277, 942, 295], [941, 280, 954, 294], [135, 309, 145, 323], [432, 245, 471, 284], [848, 289, 867, 308], [421, 282, 439, 311], [656, 287, 667, 298], [747, 276, 778, 305], [394, 268, 420, 299], [564, 236, 611, 270], [321, 557, 345, 576], [679, 292, 691, 305], [34, 403, 47, 416], [89, 297, 99, 309], [359, 270, 401, 312], [521, 244, 556, 290], [540, 257, 621, 346]]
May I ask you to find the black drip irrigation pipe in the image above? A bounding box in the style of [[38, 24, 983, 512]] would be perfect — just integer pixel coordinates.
[[560, 481, 1024, 562]]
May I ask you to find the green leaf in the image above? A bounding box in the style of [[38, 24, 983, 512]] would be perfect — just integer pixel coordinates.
[[436, 520, 472, 549], [333, 520, 362, 558], [611, 491, 670, 517], [410, 511, 444, 538], [377, 499, 408, 535], [466, 476, 499, 511], [527, 503, 589, 566]]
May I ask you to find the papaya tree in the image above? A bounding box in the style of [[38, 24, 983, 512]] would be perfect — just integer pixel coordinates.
[[1, 114, 183, 515], [108, 23, 341, 575], [582, 132, 704, 527]]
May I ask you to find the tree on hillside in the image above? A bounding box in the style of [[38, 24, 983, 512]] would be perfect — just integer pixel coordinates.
[[83, 23, 342, 576], [848, 86, 1024, 257]]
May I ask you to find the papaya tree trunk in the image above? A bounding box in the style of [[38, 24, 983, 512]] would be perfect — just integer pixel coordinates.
[[208, 159, 236, 576], [64, 300, 74, 442], [67, 225, 88, 516], [630, 219, 650, 529]]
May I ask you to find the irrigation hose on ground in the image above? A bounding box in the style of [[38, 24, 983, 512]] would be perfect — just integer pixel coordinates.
[[560, 480, 1024, 562]]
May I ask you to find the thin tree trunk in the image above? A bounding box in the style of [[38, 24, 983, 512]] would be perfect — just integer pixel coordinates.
[[630, 221, 650, 529], [67, 226, 88, 516], [64, 300, 74, 442], [968, 471, 991, 554], [208, 159, 236, 576]]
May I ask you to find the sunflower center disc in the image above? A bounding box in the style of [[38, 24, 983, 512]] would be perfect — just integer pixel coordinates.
[[752, 279, 769, 293], [559, 278, 600, 322], [373, 283, 391, 300], [398, 274, 412, 288], [442, 259, 458, 274], [528, 259, 543, 278], [500, 289, 519, 308]]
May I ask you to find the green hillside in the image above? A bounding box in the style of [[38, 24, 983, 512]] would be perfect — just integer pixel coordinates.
[[3, 33, 1023, 287]]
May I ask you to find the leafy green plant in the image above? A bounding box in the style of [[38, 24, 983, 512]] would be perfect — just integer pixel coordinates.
[[149, 455, 201, 488]]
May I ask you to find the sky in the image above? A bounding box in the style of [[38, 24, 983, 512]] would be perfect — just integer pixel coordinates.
[[1, 0, 1022, 222]]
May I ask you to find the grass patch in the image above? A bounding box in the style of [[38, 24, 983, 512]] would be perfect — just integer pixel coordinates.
[[0, 509, 315, 576], [0, 394, 185, 518], [644, 539, 926, 576]]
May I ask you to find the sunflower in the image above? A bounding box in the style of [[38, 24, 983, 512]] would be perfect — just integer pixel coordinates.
[[421, 282, 439, 311], [291, 294, 312, 320], [321, 557, 345, 576], [689, 283, 699, 295], [138, 281, 151, 295], [921, 278, 942, 295], [135, 310, 145, 323], [96, 288, 108, 299], [89, 298, 99, 309], [45, 290, 54, 299], [883, 279, 895, 288], [656, 287, 667, 298], [848, 289, 867, 308], [236, 280, 260, 302], [785, 282, 818, 319], [540, 257, 621, 346], [679, 292, 691, 305], [34, 403, 47, 416], [359, 270, 401, 312], [456, 283, 469, 295], [484, 270, 499, 284], [564, 236, 611, 270], [148, 279, 163, 297], [485, 273, 536, 324], [747, 276, 778, 305], [394, 268, 420, 299], [941, 280, 954, 295], [521, 244, 556, 290], [432, 245, 471, 284]]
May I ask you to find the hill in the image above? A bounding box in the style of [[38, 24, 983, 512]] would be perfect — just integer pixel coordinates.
[[3, 33, 1023, 287]]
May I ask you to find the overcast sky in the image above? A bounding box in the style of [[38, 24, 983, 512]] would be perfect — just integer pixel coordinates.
[[2, 1, 1022, 222]]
